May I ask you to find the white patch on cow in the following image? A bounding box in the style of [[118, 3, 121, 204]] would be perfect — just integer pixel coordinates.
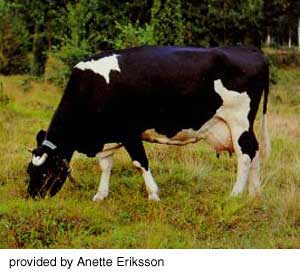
[[248, 150, 260, 195], [214, 79, 252, 196], [32, 153, 48, 166], [132, 161, 160, 201], [75, 54, 121, 84], [213, 79, 250, 134], [92, 143, 121, 201]]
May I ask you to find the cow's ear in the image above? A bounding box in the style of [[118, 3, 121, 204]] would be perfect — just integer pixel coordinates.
[[36, 129, 46, 146]]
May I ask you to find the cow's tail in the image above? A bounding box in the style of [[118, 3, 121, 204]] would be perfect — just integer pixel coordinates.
[[260, 66, 271, 160]]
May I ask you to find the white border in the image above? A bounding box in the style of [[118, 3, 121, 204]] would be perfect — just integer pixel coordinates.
[[1, 249, 300, 276]]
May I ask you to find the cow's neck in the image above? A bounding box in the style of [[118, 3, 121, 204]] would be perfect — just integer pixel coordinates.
[[45, 82, 106, 158], [45, 102, 76, 161]]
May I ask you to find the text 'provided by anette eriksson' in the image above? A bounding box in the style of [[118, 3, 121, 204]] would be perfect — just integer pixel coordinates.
[[8, 255, 165, 271]]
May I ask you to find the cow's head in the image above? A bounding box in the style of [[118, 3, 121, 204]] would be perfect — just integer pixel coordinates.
[[27, 130, 71, 198]]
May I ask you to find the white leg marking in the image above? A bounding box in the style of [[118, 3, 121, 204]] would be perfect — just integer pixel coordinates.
[[231, 152, 251, 196], [248, 151, 260, 195], [93, 153, 114, 201], [132, 161, 160, 201]]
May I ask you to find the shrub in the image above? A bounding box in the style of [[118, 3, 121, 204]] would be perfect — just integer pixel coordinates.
[[54, 41, 91, 69], [0, 17, 30, 74], [0, 81, 10, 106], [44, 55, 70, 88], [266, 50, 300, 67], [268, 58, 279, 85], [113, 22, 157, 49]]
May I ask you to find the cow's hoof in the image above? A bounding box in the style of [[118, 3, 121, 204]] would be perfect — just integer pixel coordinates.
[[249, 188, 261, 197], [92, 193, 108, 201], [230, 190, 242, 197], [148, 193, 160, 201]]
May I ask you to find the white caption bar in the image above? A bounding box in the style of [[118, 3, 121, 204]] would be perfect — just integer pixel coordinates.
[[1, 249, 299, 276]]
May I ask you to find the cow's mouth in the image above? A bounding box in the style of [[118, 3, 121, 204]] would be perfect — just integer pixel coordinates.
[[28, 172, 69, 198], [27, 159, 71, 199]]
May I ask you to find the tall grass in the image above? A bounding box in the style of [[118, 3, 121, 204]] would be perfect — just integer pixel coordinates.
[[0, 68, 299, 248]]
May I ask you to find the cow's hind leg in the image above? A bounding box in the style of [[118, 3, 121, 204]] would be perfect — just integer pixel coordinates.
[[248, 150, 260, 195], [93, 152, 114, 201], [231, 130, 258, 196], [123, 139, 160, 201]]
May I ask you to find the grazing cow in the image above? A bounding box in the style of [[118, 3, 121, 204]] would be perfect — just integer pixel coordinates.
[[27, 46, 271, 200]]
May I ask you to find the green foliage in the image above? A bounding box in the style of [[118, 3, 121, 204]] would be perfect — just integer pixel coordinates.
[[0, 81, 9, 105], [44, 55, 70, 88], [54, 2, 92, 68], [269, 63, 279, 85], [266, 58, 279, 85], [0, 3, 30, 74], [205, 0, 263, 46], [31, 25, 47, 76], [267, 50, 300, 67], [113, 22, 157, 49], [55, 42, 91, 69], [151, 0, 184, 45], [2, 0, 300, 77]]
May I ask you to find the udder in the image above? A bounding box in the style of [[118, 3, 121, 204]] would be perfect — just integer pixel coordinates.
[[200, 117, 234, 155], [141, 116, 234, 155]]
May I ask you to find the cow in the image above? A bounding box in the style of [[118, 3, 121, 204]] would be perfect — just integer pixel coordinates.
[[27, 45, 271, 201]]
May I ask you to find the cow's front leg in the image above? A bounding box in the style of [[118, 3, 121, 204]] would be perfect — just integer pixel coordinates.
[[123, 139, 160, 201], [93, 152, 114, 201]]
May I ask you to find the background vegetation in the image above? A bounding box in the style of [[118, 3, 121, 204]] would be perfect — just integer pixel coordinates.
[[0, 0, 299, 248], [1, 0, 300, 78]]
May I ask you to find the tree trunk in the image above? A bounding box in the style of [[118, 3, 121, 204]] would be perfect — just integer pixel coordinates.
[[47, 20, 52, 52], [31, 24, 47, 76], [266, 29, 271, 46], [298, 17, 300, 51], [288, 28, 292, 48]]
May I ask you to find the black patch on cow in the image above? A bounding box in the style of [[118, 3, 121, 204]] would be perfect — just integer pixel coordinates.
[[238, 131, 258, 160], [123, 138, 149, 170], [36, 129, 46, 146]]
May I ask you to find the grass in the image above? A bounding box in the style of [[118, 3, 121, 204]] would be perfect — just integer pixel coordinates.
[[0, 68, 299, 248]]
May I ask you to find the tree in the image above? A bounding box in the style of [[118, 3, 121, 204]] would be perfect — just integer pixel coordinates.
[[182, 0, 210, 46], [151, 0, 184, 45], [0, 1, 30, 74]]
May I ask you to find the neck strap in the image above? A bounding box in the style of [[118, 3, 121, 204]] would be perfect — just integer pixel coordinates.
[[42, 140, 57, 150]]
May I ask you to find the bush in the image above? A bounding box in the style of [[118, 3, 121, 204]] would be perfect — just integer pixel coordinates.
[[113, 22, 157, 49], [0, 81, 10, 106], [0, 17, 30, 74], [268, 58, 279, 85], [44, 55, 70, 88], [54, 41, 91, 69], [266, 50, 300, 67]]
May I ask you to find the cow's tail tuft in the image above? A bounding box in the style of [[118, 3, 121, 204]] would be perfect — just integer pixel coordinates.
[[260, 66, 271, 160]]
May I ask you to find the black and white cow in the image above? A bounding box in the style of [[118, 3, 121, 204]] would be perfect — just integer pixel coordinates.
[[27, 46, 270, 200]]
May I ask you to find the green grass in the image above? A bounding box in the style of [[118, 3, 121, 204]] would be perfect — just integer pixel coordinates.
[[0, 69, 300, 248]]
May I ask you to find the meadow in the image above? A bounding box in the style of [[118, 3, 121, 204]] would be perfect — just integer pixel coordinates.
[[0, 67, 299, 248]]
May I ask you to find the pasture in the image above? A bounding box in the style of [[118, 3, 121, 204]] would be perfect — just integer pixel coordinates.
[[0, 67, 299, 248]]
